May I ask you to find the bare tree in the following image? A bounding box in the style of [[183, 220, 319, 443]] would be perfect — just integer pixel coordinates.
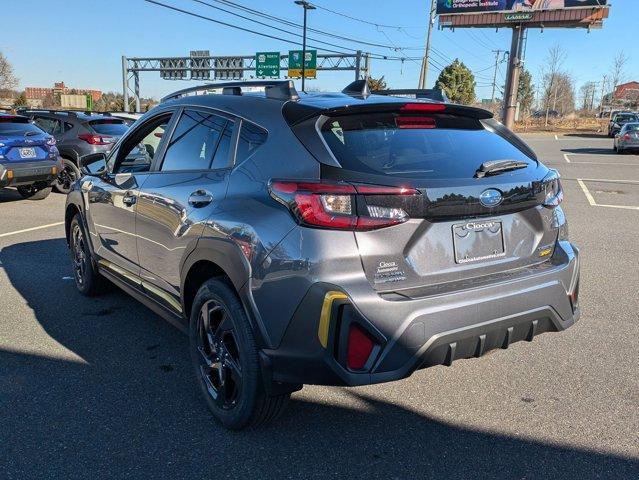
[[610, 51, 627, 90], [0, 52, 17, 91], [540, 45, 566, 126], [579, 81, 597, 112]]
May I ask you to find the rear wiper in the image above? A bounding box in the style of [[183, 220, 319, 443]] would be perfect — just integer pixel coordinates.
[[475, 159, 528, 178]]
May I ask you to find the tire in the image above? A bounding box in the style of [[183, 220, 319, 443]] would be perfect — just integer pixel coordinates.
[[189, 278, 289, 430], [16, 185, 52, 200], [53, 158, 81, 194], [69, 214, 106, 296]]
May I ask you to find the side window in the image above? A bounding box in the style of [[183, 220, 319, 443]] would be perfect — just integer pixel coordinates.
[[235, 121, 267, 164], [161, 110, 231, 171], [33, 117, 62, 135], [111, 113, 171, 174]]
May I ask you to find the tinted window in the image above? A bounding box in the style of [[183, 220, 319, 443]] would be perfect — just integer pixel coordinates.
[[625, 124, 639, 132], [112, 114, 170, 174], [161, 110, 230, 171], [615, 114, 638, 123], [211, 121, 234, 169], [320, 113, 533, 179], [33, 117, 62, 135], [235, 121, 267, 163], [0, 122, 44, 136], [89, 119, 128, 136]]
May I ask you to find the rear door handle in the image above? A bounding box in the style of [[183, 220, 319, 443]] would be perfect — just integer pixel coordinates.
[[122, 191, 137, 206], [188, 190, 213, 208]]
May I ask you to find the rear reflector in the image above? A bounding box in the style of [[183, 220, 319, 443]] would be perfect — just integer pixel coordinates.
[[347, 324, 375, 370]]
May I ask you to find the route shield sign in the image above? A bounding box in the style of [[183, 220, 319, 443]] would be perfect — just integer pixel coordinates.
[[255, 51, 280, 78], [288, 50, 317, 78]]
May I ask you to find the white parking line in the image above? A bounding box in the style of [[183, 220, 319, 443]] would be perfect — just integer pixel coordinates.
[[0, 222, 64, 239], [562, 152, 638, 166], [577, 179, 639, 211]]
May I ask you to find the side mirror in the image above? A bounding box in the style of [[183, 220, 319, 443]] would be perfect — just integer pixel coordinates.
[[80, 153, 107, 175]]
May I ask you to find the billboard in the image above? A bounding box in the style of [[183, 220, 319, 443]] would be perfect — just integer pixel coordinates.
[[436, 0, 607, 15]]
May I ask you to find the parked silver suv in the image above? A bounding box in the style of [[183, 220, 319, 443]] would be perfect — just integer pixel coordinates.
[[65, 80, 580, 430]]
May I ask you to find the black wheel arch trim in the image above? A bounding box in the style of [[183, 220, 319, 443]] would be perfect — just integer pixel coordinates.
[[180, 238, 273, 349]]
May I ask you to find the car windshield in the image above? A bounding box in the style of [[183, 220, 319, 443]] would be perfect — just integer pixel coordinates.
[[89, 119, 128, 136], [320, 112, 533, 179], [615, 114, 638, 123], [0, 121, 45, 136]]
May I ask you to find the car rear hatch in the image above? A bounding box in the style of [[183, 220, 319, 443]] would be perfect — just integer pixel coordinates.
[[283, 100, 563, 296], [0, 117, 52, 162]]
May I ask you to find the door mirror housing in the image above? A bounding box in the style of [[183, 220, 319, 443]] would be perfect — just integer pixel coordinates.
[[80, 153, 107, 175]]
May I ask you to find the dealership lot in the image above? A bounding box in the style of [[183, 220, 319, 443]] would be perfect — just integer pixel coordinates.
[[1, 134, 638, 479]]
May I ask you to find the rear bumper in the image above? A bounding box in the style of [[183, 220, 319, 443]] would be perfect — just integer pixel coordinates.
[[261, 241, 580, 387], [0, 158, 63, 187]]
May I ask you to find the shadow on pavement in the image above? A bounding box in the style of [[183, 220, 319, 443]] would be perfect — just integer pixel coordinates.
[[561, 147, 617, 155], [563, 133, 608, 139], [0, 187, 24, 203], [2, 239, 638, 479]]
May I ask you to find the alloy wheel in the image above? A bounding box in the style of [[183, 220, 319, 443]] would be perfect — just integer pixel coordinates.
[[71, 224, 87, 286], [196, 300, 243, 410]]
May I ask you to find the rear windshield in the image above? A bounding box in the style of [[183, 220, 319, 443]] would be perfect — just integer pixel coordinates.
[[0, 121, 45, 136], [89, 119, 128, 136], [615, 114, 638, 123], [320, 113, 533, 179], [625, 123, 639, 131]]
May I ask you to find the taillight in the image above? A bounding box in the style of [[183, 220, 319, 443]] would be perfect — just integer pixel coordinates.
[[78, 134, 114, 145], [347, 323, 375, 370], [396, 116, 436, 129], [269, 180, 420, 231], [623, 133, 631, 141], [541, 170, 563, 208]]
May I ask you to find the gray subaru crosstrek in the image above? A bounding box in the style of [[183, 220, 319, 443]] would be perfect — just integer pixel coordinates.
[[64, 80, 580, 430]]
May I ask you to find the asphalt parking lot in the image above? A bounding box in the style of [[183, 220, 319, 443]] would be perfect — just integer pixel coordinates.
[[1, 134, 638, 480]]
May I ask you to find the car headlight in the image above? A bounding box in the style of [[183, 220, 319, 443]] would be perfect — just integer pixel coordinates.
[[542, 169, 563, 208], [613, 123, 620, 128]]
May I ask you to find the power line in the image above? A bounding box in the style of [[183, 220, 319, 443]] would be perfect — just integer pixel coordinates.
[[310, 2, 423, 30], [144, 0, 425, 64], [203, 0, 424, 51]]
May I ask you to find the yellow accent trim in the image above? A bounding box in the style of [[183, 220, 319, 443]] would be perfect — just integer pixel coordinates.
[[539, 247, 553, 257], [98, 259, 183, 313], [318, 291, 347, 348]]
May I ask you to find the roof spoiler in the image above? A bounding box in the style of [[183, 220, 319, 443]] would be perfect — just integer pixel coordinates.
[[372, 88, 450, 103], [161, 80, 299, 103]]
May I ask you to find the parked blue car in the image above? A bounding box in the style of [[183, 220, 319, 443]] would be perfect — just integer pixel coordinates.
[[0, 113, 63, 200]]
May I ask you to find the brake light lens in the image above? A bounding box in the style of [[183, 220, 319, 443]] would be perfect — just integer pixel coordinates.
[[269, 181, 419, 231], [347, 324, 375, 370], [396, 116, 436, 129], [78, 134, 114, 145], [400, 103, 446, 113], [623, 133, 631, 141], [542, 170, 563, 208]]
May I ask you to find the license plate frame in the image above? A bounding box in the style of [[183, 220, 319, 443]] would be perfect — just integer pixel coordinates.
[[452, 219, 506, 264], [19, 147, 37, 159]]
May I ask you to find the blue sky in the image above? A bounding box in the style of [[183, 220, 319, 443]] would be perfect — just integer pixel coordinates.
[[1, 0, 636, 102]]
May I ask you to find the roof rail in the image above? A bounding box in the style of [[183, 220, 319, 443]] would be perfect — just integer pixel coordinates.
[[342, 79, 370, 98], [161, 80, 299, 103], [372, 89, 449, 103], [16, 108, 80, 117]]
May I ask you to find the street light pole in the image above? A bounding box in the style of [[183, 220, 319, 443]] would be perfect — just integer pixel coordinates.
[[294, 1, 315, 92]]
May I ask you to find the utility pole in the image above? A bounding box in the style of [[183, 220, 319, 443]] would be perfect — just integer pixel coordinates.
[[490, 49, 505, 104], [502, 25, 525, 129], [294, 0, 316, 92], [599, 75, 607, 116], [418, 0, 437, 89]]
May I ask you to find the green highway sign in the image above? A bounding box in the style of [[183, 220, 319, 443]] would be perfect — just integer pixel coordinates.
[[255, 51, 280, 78], [288, 49, 317, 78]]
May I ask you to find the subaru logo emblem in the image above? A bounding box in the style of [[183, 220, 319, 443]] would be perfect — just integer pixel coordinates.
[[479, 189, 502, 207]]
